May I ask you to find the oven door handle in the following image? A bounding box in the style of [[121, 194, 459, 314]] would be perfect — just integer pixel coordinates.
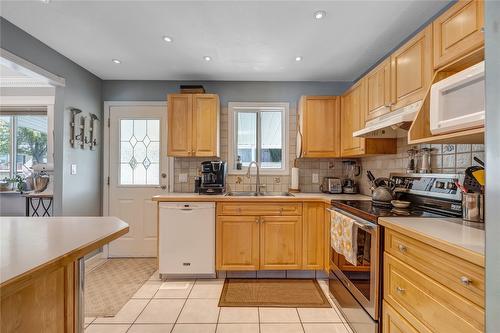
[[327, 208, 377, 232]]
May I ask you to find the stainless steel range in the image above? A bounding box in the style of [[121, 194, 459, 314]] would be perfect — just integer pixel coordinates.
[[328, 173, 468, 333]]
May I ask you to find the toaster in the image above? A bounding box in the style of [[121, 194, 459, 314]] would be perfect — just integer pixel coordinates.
[[320, 177, 343, 194]]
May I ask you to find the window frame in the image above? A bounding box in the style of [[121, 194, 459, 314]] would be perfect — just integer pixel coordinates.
[[0, 109, 53, 180], [228, 102, 289, 175]]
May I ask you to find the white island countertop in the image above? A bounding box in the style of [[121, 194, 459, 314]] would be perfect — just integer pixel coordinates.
[[379, 217, 485, 267], [0, 217, 129, 285], [153, 192, 371, 203]]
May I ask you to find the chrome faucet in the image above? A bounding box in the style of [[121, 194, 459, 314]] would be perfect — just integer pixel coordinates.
[[246, 161, 261, 194]]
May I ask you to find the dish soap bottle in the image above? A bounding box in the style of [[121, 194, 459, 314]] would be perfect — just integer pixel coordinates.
[[236, 155, 242, 170]]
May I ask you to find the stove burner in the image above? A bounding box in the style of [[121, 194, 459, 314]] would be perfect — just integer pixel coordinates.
[[371, 200, 392, 208]]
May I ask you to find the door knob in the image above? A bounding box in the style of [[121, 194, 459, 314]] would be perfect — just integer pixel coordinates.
[[160, 185, 167, 190], [161, 173, 167, 178]]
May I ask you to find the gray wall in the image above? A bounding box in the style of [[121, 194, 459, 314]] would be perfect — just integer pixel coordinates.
[[485, 1, 500, 330], [103, 80, 351, 106], [0, 17, 103, 216]]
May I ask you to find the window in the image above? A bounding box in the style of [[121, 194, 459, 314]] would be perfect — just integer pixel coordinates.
[[119, 119, 160, 185], [0, 113, 49, 180], [228, 102, 289, 174]]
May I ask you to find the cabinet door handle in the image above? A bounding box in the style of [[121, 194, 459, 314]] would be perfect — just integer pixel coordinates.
[[255, 218, 260, 224], [396, 286, 405, 294], [460, 276, 472, 286], [398, 244, 407, 253]]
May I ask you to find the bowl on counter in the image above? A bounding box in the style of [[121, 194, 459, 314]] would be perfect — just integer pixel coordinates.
[[391, 200, 411, 209]]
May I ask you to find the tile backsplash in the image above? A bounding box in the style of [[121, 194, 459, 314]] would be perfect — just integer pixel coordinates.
[[172, 106, 484, 195], [358, 138, 485, 195], [173, 104, 346, 193]]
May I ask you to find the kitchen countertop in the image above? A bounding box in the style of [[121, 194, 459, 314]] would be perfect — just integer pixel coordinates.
[[153, 192, 371, 203], [0, 217, 129, 286], [379, 217, 485, 267]]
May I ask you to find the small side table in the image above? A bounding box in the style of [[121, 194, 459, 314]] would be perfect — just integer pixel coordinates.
[[23, 192, 54, 217]]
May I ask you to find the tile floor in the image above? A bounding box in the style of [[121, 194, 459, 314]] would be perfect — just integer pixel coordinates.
[[85, 271, 353, 333]]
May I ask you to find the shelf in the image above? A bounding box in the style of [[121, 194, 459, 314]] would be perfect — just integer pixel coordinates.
[[408, 47, 485, 145]]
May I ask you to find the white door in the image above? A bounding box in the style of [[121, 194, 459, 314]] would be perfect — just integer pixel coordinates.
[[107, 105, 168, 257]]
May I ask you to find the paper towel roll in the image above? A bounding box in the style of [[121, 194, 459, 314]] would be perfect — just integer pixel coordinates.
[[291, 167, 299, 190]]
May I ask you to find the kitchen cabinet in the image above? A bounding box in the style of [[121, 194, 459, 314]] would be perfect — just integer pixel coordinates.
[[341, 80, 366, 157], [298, 96, 341, 158], [216, 215, 260, 270], [302, 202, 325, 270], [390, 25, 433, 110], [260, 216, 302, 270], [433, 0, 484, 69], [366, 58, 391, 121], [382, 226, 485, 333], [216, 202, 318, 271], [167, 93, 219, 157], [341, 80, 397, 157]]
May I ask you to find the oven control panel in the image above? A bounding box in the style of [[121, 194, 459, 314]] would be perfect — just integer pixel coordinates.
[[391, 173, 463, 201]]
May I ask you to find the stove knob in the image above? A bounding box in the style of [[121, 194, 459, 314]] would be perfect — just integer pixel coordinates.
[[434, 181, 445, 189], [446, 182, 457, 190]]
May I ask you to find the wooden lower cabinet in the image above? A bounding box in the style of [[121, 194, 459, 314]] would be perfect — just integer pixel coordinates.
[[383, 301, 427, 333], [302, 202, 325, 270], [382, 227, 485, 333], [260, 216, 302, 270], [216, 201, 325, 271], [216, 215, 260, 270], [1, 262, 76, 333]]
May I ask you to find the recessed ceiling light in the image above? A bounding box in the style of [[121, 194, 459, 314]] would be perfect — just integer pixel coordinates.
[[40, 0, 50, 3], [112, 59, 121, 64], [163, 36, 173, 43], [295, 56, 303, 62], [203, 56, 212, 62], [314, 10, 326, 20]]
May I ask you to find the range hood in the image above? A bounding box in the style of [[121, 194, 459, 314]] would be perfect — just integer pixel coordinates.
[[353, 101, 422, 138]]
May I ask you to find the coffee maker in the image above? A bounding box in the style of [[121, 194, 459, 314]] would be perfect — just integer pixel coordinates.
[[200, 160, 227, 194]]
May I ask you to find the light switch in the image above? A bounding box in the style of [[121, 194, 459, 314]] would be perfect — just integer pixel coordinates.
[[312, 173, 319, 184], [179, 173, 188, 183], [71, 164, 77, 175]]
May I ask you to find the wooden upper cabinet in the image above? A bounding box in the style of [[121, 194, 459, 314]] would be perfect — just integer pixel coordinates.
[[433, 0, 484, 69], [167, 93, 220, 157], [341, 80, 366, 157], [390, 25, 433, 110], [260, 216, 302, 270], [366, 58, 391, 121], [192, 94, 219, 157], [168, 94, 192, 157], [298, 96, 341, 158]]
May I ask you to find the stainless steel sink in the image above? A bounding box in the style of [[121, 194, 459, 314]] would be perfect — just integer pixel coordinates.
[[225, 191, 294, 197], [225, 191, 259, 196]]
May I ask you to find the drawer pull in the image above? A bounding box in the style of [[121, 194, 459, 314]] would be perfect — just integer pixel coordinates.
[[396, 286, 406, 294], [460, 276, 472, 286], [398, 244, 407, 253]]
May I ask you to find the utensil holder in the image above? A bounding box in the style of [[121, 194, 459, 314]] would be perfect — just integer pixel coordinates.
[[462, 193, 484, 223]]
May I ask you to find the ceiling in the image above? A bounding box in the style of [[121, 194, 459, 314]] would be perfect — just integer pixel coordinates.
[[0, 1, 450, 81]]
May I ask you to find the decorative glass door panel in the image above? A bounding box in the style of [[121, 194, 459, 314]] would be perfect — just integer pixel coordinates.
[[119, 119, 160, 185]]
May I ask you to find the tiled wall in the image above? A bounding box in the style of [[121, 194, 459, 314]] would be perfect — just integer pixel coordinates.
[[173, 109, 484, 194], [173, 105, 346, 193], [358, 138, 485, 195]]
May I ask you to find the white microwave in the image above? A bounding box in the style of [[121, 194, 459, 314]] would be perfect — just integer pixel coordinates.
[[430, 61, 485, 135]]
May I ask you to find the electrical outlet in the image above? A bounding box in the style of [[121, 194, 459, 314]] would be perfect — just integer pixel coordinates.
[[312, 173, 319, 184], [179, 173, 188, 183], [70, 164, 77, 175]]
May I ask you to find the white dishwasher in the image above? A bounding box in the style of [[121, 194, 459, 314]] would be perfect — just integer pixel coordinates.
[[158, 202, 215, 278]]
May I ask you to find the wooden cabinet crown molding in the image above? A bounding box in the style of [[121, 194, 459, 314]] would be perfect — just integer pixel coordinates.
[[433, 0, 484, 69]]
